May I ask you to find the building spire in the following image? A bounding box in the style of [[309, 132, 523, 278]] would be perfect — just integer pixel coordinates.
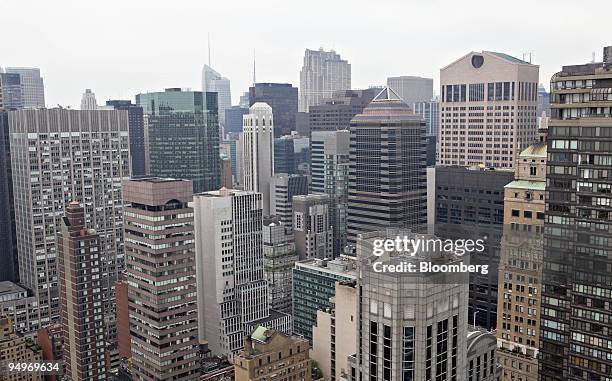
[[207, 32, 211, 67]]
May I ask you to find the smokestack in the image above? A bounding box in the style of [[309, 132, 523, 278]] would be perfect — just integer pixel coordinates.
[[604, 46, 612, 68]]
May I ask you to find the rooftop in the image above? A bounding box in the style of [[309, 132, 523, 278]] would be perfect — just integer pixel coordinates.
[[519, 142, 547, 158], [0, 281, 27, 295], [485, 51, 531, 65], [505, 180, 546, 191]]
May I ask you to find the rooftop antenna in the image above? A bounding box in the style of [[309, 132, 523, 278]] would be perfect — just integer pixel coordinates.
[[522, 52, 532, 64], [207, 33, 211, 67]]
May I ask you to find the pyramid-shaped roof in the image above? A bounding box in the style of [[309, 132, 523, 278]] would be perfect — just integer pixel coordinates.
[[372, 87, 403, 102]]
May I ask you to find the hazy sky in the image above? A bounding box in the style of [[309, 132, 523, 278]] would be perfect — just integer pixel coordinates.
[[2, 0, 611, 108]]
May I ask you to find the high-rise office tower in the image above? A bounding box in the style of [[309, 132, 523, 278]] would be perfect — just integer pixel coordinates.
[[311, 130, 349, 256], [239, 92, 250, 108], [537, 83, 550, 117], [80, 88, 98, 110], [346, 87, 427, 246], [439, 51, 539, 168], [263, 217, 298, 314], [292, 194, 333, 260], [308, 89, 378, 133], [0, 73, 23, 109], [123, 178, 200, 381], [386, 75, 433, 106], [269, 173, 308, 228], [5, 67, 45, 108], [249, 83, 298, 137], [202, 65, 231, 128], [242, 102, 275, 215], [299, 48, 351, 112], [539, 46, 612, 381], [136, 88, 220, 193], [0, 112, 17, 282], [296, 111, 310, 136], [413, 98, 440, 137], [58, 202, 106, 381], [274, 136, 297, 174], [354, 229, 469, 381], [220, 155, 232, 188], [106, 100, 146, 177], [496, 142, 546, 381], [224, 105, 248, 135], [192, 189, 291, 358], [434, 166, 513, 330], [8, 108, 130, 332], [292, 257, 357, 341]]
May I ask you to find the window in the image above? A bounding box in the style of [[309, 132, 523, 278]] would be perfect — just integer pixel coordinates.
[[511, 209, 520, 217], [530, 166, 537, 176], [524, 211, 533, 218]]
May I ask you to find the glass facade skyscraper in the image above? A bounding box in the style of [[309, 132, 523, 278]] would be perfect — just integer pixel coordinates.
[[106, 100, 146, 177], [249, 83, 298, 137], [136, 88, 220, 193]]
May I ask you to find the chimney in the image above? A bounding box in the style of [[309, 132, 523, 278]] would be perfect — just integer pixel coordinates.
[[604, 46, 612, 69]]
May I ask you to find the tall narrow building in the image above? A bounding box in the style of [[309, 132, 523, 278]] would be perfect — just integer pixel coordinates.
[[311, 130, 350, 256], [123, 178, 200, 381], [136, 88, 220, 193], [80, 88, 98, 110], [269, 173, 308, 229], [58, 202, 106, 381], [0, 111, 18, 282], [263, 217, 298, 314], [242, 103, 275, 215], [539, 45, 612, 381], [202, 65, 231, 128], [439, 51, 539, 168], [106, 100, 146, 177], [346, 87, 427, 246], [192, 189, 291, 358], [5, 67, 45, 108], [293, 194, 333, 260], [8, 108, 130, 333], [299, 48, 351, 112]]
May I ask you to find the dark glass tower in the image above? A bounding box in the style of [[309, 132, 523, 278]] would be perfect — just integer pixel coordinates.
[[539, 46, 612, 381], [136, 89, 220, 193], [0, 111, 18, 281], [346, 87, 427, 246], [249, 83, 298, 137], [106, 100, 146, 177]]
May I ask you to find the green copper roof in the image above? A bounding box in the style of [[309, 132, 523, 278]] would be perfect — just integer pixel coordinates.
[[505, 180, 546, 191], [487, 52, 530, 65]]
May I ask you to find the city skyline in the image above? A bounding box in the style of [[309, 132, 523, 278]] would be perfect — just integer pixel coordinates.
[[2, 0, 611, 108]]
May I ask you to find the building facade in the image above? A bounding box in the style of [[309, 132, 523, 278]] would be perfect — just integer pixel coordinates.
[[123, 178, 200, 381], [292, 257, 356, 341], [308, 89, 378, 133], [5, 67, 45, 108], [136, 88, 220, 193], [293, 194, 333, 260], [269, 173, 308, 229], [466, 328, 501, 381], [242, 102, 275, 215], [439, 51, 539, 168], [386, 75, 433, 106], [202, 65, 231, 128], [299, 48, 351, 112], [0, 316, 42, 381], [346, 87, 427, 246], [539, 46, 612, 381], [0, 73, 23, 109], [311, 130, 350, 256], [106, 100, 146, 177], [80, 88, 98, 110], [249, 83, 298, 137], [224, 106, 248, 135], [263, 217, 298, 314], [8, 108, 130, 333], [58, 202, 106, 381], [0, 111, 18, 282]]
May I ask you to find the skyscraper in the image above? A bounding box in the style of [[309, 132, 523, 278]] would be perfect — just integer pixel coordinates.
[[269, 173, 308, 229], [537, 83, 550, 117], [8, 108, 130, 332], [346, 87, 427, 246], [192, 189, 291, 358], [58, 202, 106, 381], [308, 89, 378, 133], [5, 67, 45, 108], [354, 229, 469, 381], [310, 130, 350, 256], [202, 65, 231, 128], [123, 178, 200, 381], [386, 75, 433, 106], [439, 51, 539, 168], [242, 102, 275, 215], [136, 88, 220, 193], [80, 88, 98, 110], [106, 100, 146, 177], [539, 45, 612, 381], [292, 194, 333, 260], [0, 112, 17, 282], [224, 105, 248, 135], [299, 48, 351, 112], [413, 98, 440, 137], [249, 83, 298, 137], [263, 217, 298, 314], [274, 136, 297, 175], [0, 73, 23, 109]]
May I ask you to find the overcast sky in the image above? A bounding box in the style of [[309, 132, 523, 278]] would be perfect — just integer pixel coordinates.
[[2, 0, 610, 108]]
